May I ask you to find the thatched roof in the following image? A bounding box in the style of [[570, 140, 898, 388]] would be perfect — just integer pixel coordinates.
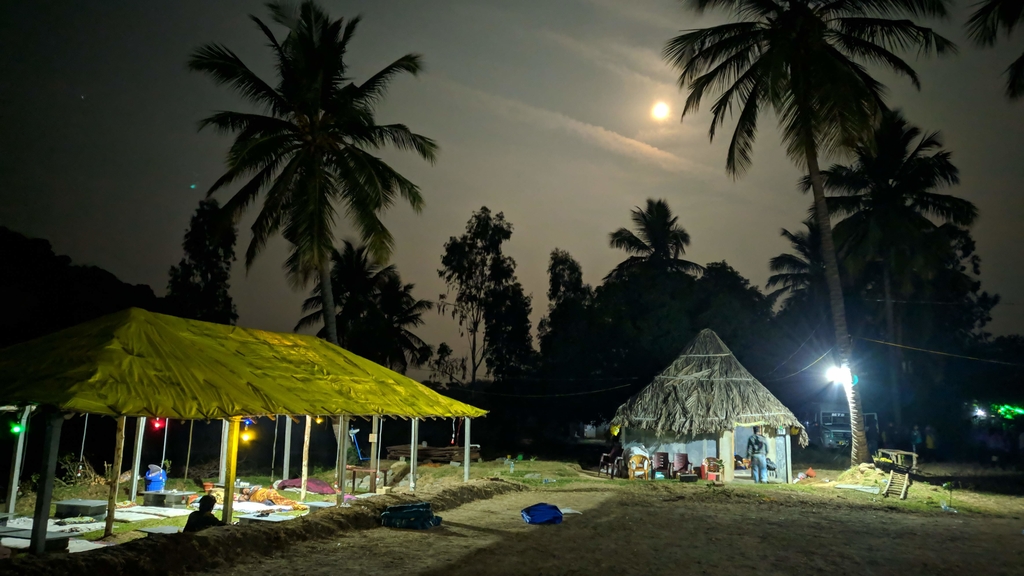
[[612, 329, 808, 446]]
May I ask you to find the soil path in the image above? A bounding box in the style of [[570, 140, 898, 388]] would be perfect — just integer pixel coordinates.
[[198, 485, 1023, 576]]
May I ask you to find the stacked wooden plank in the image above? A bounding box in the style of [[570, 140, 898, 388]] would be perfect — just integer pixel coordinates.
[[386, 444, 480, 462]]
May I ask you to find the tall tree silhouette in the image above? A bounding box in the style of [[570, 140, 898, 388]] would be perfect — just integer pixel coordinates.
[[607, 199, 702, 279], [189, 0, 437, 346], [819, 110, 976, 425], [166, 199, 238, 325], [663, 0, 954, 464], [967, 0, 1024, 99]]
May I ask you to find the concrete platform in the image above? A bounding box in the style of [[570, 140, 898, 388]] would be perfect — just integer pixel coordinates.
[[54, 499, 108, 520], [138, 525, 182, 536], [141, 490, 195, 508], [304, 501, 336, 513], [238, 513, 296, 525]]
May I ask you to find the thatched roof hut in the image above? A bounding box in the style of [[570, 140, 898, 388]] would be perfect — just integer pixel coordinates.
[[612, 329, 808, 447]]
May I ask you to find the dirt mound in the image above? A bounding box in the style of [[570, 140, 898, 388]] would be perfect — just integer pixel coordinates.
[[836, 463, 888, 487], [2, 479, 524, 576]]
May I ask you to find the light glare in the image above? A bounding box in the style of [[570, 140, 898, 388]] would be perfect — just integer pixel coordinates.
[[651, 102, 670, 120], [826, 365, 853, 386]]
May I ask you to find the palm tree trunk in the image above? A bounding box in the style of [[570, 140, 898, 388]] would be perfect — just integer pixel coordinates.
[[319, 261, 340, 346], [806, 150, 870, 465], [882, 266, 902, 426]]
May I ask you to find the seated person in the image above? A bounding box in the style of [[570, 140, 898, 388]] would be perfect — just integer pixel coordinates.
[[144, 464, 167, 491], [734, 454, 747, 470], [240, 485, 308, 510], [184, 495, 225, 533]]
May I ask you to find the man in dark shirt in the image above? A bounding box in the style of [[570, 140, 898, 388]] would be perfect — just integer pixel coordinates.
[[184, 495, 225, 533], [746, 426, 769, 484]]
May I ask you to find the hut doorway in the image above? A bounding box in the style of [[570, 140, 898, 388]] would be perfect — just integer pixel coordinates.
[[730, 426, 790, 483]]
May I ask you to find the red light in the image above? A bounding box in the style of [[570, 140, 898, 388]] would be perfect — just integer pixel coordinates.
[[153, 419, 163, 430]]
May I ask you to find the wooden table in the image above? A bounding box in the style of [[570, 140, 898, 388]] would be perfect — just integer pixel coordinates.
[[346, 466, 377, 494]]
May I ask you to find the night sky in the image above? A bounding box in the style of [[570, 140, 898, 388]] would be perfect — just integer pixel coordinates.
[[3, 0, 1023, 376]]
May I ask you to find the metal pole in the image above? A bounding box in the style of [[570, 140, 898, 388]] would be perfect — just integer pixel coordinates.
[[79, 413, 89, 462], [29, 409, 63, 555], [160, 419, 169, 467], [270, 416, 279, 482], [336, 415, 348, 506], [464, 417, 471, 483], [103, 416, 126, 538], [218, 420, 228, 484], [222, 418, 240, 524], [130, 417, 146, 502], [369, 415, 379, 493], [282, 416, 292, 480], [300, 415, 311, 501], [409, 418, 418, 492], [6, 407, 30, 515]]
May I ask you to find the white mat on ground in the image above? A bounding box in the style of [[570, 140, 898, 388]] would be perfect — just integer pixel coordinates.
[[126, 506, 193, 518], [4, 517, 107, 534], [113, 511, 165, 522], [195, 501, 293, 513]]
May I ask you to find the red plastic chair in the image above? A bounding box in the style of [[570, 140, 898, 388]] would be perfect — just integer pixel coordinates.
[[673, 453, 692, 475]]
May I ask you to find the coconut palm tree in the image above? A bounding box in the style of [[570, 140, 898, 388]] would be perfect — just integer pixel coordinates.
[[189, 1, 437, 347], [664, 0, 954, 465], [298, 241, 431, 372], [295, 240, 395, 341], [607, 199, 703, 279], [817, 109, 977, 425], [767, 220, 827, 309], [967, 0, 1024, 99]]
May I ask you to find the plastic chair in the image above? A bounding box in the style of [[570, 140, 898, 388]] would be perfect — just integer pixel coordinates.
[[673, 453, 692, 475], [653, 452, 671, 478], [599, 446, 623, 479], [628, 455, 651, 480]]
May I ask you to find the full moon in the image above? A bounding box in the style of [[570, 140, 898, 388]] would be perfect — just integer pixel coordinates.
[[651, 101, 670, 120]]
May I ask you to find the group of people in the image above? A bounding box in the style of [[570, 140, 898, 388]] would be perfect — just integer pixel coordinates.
[[868, 422, 940, 460], [973, 425, 1024, 467]]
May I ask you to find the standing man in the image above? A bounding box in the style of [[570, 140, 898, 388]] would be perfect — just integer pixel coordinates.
[[746, 426, 769, 484]]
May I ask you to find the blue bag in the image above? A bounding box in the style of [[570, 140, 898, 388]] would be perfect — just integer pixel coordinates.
[[521, 503, 563, 525]]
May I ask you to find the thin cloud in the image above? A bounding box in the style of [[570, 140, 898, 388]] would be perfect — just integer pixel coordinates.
[[432, 78, 699, 174], [575, 0, 680, 32], [539, 31, 675, 94]]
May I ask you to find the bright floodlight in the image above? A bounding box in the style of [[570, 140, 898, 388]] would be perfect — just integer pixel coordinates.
[[826, 365, 853, 386], [974, 407, 987, 418], [651, 102, 670, 120]]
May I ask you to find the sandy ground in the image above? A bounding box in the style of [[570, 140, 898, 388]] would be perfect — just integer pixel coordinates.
[[197, 483, 1024, 576]]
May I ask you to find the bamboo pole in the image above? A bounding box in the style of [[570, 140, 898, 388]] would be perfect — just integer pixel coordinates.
[[299, 415, 311, 501], [270, 416, 279, 482], [104, 416, 126, 538], [129, 417, 145, 502], [222, 418, 240, 524], [184, 420, 195, 486], [335, 415, 348, 506]]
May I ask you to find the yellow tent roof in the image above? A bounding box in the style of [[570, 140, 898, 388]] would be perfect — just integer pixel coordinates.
[[0, 308, 485, 420]]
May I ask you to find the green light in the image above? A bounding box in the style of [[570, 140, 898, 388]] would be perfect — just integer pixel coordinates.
[[10, 423, 22, 434], [993, 404, 1024, 419]]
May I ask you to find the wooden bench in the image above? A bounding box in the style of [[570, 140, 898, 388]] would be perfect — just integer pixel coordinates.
[[0, 526, 70, 553], [137, 526, 182, 537], [54, 498, 107, 520]]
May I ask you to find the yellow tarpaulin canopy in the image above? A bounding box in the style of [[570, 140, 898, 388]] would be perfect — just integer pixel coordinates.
[[0, 308, 485, 420]]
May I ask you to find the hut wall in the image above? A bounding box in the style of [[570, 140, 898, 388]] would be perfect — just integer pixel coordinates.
[[621, 429, 717, 467]]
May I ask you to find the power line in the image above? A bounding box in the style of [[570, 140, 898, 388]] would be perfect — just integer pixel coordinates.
[[855, 336, 1024, 367], [764, 347, 834, 382], [858, 298, 1016, 306], [768, 318, 825, 376], [461, 382, 634, 398]]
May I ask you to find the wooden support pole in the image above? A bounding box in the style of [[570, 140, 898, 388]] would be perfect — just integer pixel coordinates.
[[369, 415, 379, 493], [336, 415, 348, 506], [218, 420, 228, 484], [129, 417, 145, 502], [30, 409, 63, 555], [184, 420, 195, 486], [464, 417, 471, 483], [104, 416, 126, 538], [300, 415, 312, 501], [6, 406, 30, 515], [222, 418, 240, 524]]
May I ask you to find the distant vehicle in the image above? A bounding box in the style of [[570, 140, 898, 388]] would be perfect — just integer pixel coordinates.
[[805, 407, 877, 449]]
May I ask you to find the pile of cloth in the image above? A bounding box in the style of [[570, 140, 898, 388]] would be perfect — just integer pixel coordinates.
[[187, 486, 308, 511], [380, 503, 441, 530]]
